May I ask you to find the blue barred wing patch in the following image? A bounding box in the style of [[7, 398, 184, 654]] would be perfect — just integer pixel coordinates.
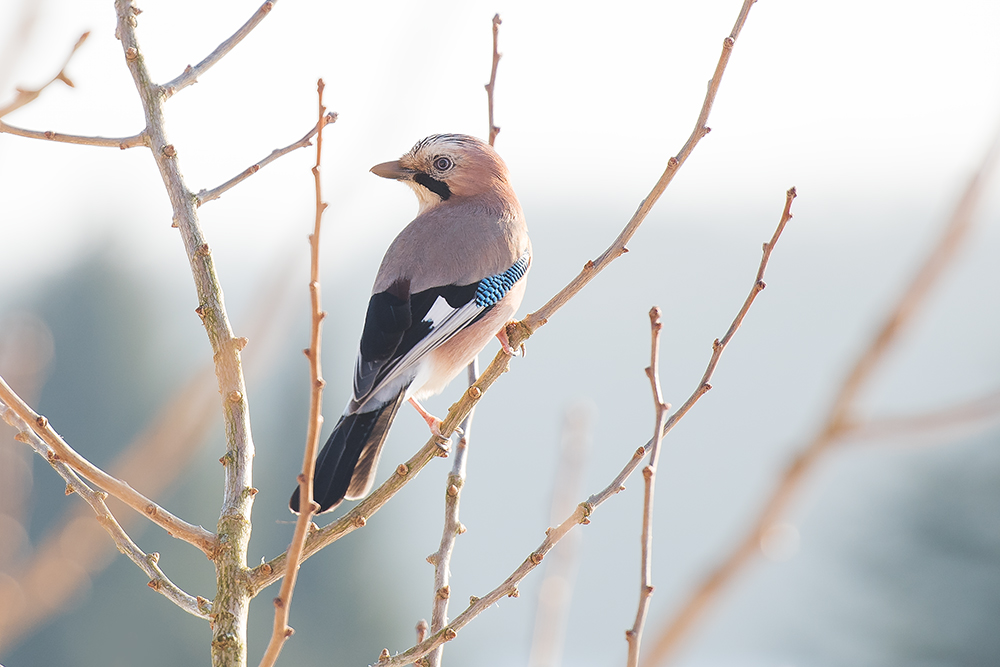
[[476, 253, 530, 307]]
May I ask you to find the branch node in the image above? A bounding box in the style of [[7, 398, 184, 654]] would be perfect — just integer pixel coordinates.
[[148, 552, 160, 565], [443, 627, 458, 641], [508, 587, 519, 598], [64, 483, 74, 495], [467, 385, 482, 399], [235, 336, 249, 351], [469, 595, 481, 605], [147, 579, 162, 591], [161, 144, 177, 158], [273, 596, 285, 609], [378, 649, 391, 663], [457, 522, 467, 535], [436, 585, 451, 600], [353, 515, 367, 528], [125, 47, 138, 61], [529, 551, 544, 565], [447, 484, 459, 497], [396, 463, 409, 476]]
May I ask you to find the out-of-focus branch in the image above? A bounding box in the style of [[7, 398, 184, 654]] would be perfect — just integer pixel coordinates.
[[626, 308, 671, 667], [0, 374, 217, 556], [196, 112, 337, 206], [0, 366, 219, 650], [162, 1, 277, 98], [845, 388, 1000, 444], [641, 127, 1000, 667], [258, 78, 330, 667], [484, 14, 502, 146], [373, 189, 796, 667], [0, 31, 88, 118], [0, 400, 211, 620], [527, 403, 591, 667], [249, 0, 761, 595]]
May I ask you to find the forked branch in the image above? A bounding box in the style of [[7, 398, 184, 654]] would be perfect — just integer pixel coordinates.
[[373, 188, 797, 667], [248, 0, 761, 594], [0, 31, 89, 118], [0, 399, 211, 619], [0, 374, 218, 556], [640, 126, 1000, 667]]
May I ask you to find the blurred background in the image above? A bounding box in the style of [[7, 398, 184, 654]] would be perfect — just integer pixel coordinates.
[[2, 0, 1000, 666]]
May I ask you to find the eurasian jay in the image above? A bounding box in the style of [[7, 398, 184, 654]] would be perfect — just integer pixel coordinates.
[[290, 134, 531, 514]]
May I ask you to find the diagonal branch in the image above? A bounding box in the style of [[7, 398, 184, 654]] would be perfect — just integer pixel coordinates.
[[247, 0, 761, 595], [0, 374, 218, 556], [195, 111, 337, 206], [640, 123, 1000, 667], [0, 400, 211, 620], [373, 188, 797, 667], [0, 31, 89, 118], [257, 78, 330, 667], [162, 0, 277, 98]]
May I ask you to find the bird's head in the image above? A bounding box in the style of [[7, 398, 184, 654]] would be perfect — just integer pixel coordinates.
[[370, 134, 510, 214]]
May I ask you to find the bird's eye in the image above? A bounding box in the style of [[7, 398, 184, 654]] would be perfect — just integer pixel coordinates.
[[433, 156, 453, 172]]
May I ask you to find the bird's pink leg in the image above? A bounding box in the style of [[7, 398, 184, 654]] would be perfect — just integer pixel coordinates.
[[408, 397, 462, 439], [496, 322, 525, 357]]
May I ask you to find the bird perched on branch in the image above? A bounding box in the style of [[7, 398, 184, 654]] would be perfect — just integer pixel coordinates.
[[291, 134, 531, 514]]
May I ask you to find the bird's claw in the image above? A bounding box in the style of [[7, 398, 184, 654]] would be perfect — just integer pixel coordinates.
[[496, 323, 526, 357]]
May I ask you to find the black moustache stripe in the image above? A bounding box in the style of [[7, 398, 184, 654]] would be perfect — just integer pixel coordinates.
[[413, 172, 451, 201]]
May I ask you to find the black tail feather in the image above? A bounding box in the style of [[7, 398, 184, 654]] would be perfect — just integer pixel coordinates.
[[290, 392, 406, 514]]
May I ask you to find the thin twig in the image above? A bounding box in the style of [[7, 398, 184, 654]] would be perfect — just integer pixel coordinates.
[[425, 359, 478, 667], [257, 79, 330, 667], [114, 2, 258, 664], [371, 188, 794, 667], [0, 374, 218, 556], [248, 0, 761, 595], [162, 1, 277, 98], [0, 400, 211, 620], [626, 308, 670, 667], [484, 14, 502, 146], [640, 125, 1000, 667], [195, 112, 337, 206], [0, 31, 88, 118], [0, 121, 146, 148]]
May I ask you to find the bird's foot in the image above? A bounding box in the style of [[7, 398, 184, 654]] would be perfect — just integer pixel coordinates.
[[496, 322, 526, 357], [408, 398, 462, 445]]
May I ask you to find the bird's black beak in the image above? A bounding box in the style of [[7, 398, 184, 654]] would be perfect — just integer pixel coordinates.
[[370, 160, 413, 180]]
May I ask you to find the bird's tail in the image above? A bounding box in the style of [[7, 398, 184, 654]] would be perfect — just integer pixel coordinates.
[[290, 391, 406, 514]]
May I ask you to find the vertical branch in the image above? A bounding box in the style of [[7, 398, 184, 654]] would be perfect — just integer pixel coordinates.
[[258, 79, 329, 667], [425, 15, 505, 665], [484, 13, 502, 146], [113, 3, 256, 665], [626, 308, 670, 667]]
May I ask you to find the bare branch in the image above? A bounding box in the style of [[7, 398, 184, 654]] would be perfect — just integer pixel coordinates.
[[258, 79, 330, 667], [196, 112, 337, 206], [626, 308, 670, 667], [248, 0, 762, 595], [0, 31, 88, 118], [426, 360, 478, 667], [162, 1, 277, 98], [0, 120, 146, 148], [641, 123, 1000, 667], [0, 373, 218, 556], [372, 189, 796, 667], [0, 400, 211, 620], [484, 14, 502, 146], [114, 2, 257, 663]]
